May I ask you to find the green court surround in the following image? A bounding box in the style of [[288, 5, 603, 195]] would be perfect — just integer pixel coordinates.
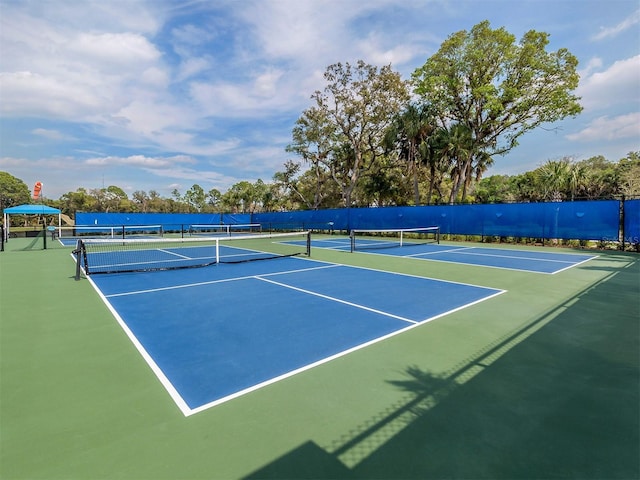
[[1, 236, 638, 479]]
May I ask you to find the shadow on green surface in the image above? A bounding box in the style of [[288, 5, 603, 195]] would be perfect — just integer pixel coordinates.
[[245, 259, 639, 479]]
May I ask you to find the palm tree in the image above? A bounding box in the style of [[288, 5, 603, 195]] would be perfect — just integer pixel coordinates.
[[384, 103, 436, 204], [537, 159, 569, 201], [463, 150, 494, 201], [567, 162, 587, 201], [430, 123, 474, 204]]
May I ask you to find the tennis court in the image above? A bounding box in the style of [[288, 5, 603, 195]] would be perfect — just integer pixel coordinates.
[[82, 235, 504, 415], [1, 232, 637, 479], [313, 231, 597, 274]]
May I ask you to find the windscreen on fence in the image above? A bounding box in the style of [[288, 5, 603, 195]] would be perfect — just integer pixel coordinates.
[[256, 208, 348, 232], [253, 200, 621, 241], [75, 200, 625, 242], [75, 213, 252, 232], [624, 199, 640, 245]]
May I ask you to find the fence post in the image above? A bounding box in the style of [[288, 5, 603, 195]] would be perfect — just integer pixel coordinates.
[[621, 195, 625, 250]]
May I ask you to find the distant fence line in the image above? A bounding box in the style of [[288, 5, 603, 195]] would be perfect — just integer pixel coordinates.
[[74, 212, 249, 231], [76, 199, 640, 245]]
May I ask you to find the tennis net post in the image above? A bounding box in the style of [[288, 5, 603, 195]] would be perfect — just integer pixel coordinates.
[[188, 223, 262, 236]]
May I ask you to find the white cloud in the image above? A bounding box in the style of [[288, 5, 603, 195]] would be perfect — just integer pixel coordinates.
[[112, 101, 196, 136], [236, 1, 341, 60], [189, 73, 296, 117], [177, 57, 213, 81], [171, 23, 217, 47], [576, 55, 640, 111], [234, 0, 407, 65], [31, 128, 74, 141], [68, 32, 161, 67], [0, 1, 170, 129], [0, 71, 106, 117], [0, 157, 24, 168], [85, 155, 197, 168], [253, 68, 285, 98], [357, 34, 425, 68], [578, 57, 603, 79], [593, 8, 640, 40], [566, 112, 640, 142], [146, 166, 235, 185]]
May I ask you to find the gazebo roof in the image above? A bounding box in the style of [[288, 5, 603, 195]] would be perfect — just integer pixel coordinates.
[[3, 204, 61, 215]]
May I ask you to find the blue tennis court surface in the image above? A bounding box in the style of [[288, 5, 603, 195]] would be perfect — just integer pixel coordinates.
[[88, 256, 504, 415], [312, 238, 597, 274]]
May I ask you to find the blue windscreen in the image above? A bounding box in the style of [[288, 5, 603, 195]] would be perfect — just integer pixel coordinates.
[[75, 212, 252, 230], [624, 199, 640, 244], [254, 200, 621, 240], [76, 200, 627, 241]]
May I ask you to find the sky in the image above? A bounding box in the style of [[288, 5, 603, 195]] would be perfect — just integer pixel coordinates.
[[0, 0, 639, 200]]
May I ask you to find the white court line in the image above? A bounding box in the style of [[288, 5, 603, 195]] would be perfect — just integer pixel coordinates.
[[189, 281, 506, 415], [549, 255, 600, 275], [405, 246, 474, 257], [256, 276, 418, 325], [158, 248, 191, 259], [84, 274, 192, 416], [104, 262, 341, 298], [89, 255, 508, 416], [188, 320, 423, 415], [439, 248, 587, 264], [364, 245, 596, 275], [316, 238, 351, 245]]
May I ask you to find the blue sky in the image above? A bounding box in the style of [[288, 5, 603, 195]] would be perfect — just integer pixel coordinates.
[[1, 0, 638, 199]]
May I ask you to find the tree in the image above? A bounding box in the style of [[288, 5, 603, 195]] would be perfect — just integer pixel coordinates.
[[620, 164, 640, 197], [90, 185, 128, 212], [432, 123, 475, 203], [473, 175, 512, 203], [207, 188, 222, 211], [132, 190, 150, 212], [359, 159, 409, 206], [58, 187, 95, 215], [184, 184, 206, 212], [147, 190, 166, 212], [274, 161, 307, 208], [384, 103, 437, 204], [0, 171, 31, 209], [170, 188, 189, 212], [298, 60, 410, 207], [412, 20, 582, 194], [618, 152, 640, 197], [221, 180, 268, 213], [287, 104, 339, 209], [273, 163, 342, 211], [536, 158, 573, 201]]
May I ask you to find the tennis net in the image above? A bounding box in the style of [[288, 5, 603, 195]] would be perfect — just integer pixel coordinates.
[[74, 230, 311, 278], [57, 224, 164, 240], [350, 227, 440, 252], [188, 223, 262, 236]]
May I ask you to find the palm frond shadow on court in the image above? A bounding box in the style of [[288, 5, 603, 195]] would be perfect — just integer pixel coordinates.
[[245, 259, 639, 479]]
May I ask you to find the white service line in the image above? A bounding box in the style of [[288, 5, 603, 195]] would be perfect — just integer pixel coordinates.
[[256, 276, 418, 325]]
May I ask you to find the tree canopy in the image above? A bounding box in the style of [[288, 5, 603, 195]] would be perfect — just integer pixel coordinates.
[[283, 20, 585, 207], [410, 20, 583, 204], [288, 61, 409, 207], [0, 171, 31, 208]]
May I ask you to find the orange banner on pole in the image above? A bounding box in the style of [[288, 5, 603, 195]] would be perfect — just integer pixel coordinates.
[[32, 181, 42, 200]]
